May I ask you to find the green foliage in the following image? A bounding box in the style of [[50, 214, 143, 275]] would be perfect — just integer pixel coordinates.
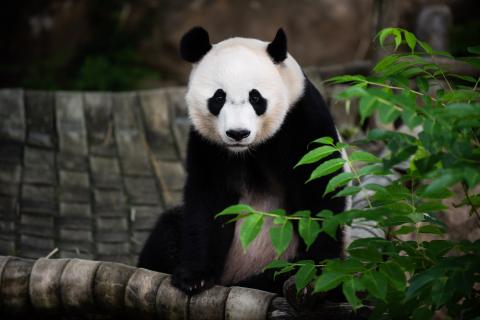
[[73, 50, 159, 91], [217, 28, 480, 318], [22, 1, 160, 90]]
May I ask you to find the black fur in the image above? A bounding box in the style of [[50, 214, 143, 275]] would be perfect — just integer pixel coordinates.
[[207, 89, 226, 116], [180, 26, 212, 63], [249, 89, 267, 115], [138, 78, 346, 295], [267, 28, 288, 64]]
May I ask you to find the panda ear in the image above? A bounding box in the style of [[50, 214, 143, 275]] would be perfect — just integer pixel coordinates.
[[180, 27, 212, 63], [267, 28, 288, 64]]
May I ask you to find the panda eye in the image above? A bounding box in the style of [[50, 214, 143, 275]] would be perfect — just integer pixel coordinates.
[[249, 89, 267, 115], [208, 89, 226, 116], [212, 89, 226, 102], [249, 90, 262, 104]]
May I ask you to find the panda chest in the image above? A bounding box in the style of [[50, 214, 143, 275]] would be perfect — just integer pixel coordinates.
[[220, 187, 299, 285]]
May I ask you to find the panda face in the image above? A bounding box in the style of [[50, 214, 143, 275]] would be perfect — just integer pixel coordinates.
[[182, 29, 305, 153]]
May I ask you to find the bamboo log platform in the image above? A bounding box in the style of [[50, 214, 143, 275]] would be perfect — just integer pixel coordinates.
[[0, 255, 280, 319], [0, 255, 369, 320]]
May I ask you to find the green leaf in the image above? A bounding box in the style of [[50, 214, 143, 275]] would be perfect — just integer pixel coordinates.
[[392, 29, 402, 50], [326, 75, 366, 84], [424, 170, 463, 196], [313, 271, 346, 292], [358, 164, 388, 176], [240, 214, 264, 250], [269, 209, 286, 216], [380, 261, 406, 291], [269, 219, 293, 256], [334, 186, 362, 198], [264, 260, 290, 271], [417, 185, 453, 199], [378, 28, 394, 48], [405, 269, 440, 301], [401, 107, 421, 130], [392, 256, 415, 272], [311, 136, 334, 145], [377, 103, 400, 124], [324, 172, 354, 195], [349, 151, 381, 163], [292, 210, 311, 217], [373, 54, 401, 73], [460, 57, 480, 69], [336, 86, 368, 99], [342, 276, 363, 309], [377, 27, 402, 51], [364, 183, 388, 194], [416, 201, 448, 213], [348, 244, 383, 263], [295, 262, 316, 292], [412, 307, 433, 320], [325, 258, 365, 274], [423, 240, 454, 258], [401, 66, 425, 78], [299, 218, 321, 250], [404, 30, 417, 52], [464, 166, 480, 188], [307, 158, 345, 183], [447, 74, 477, 83], [216, 204, 254, 217], [321, 217, 339, 240], [418, 40, 433, 54], [382, 214, 416, 229], [295, 146, 337, 168], [415, 77, 429, 93], [359, 96, 377, 123], [362, 271, 388, 302], [418, 225, 444, 235], [467, 45, 480, 55], [316, 209, 334, 218], [443, 103, 480, 118], [274, 265, 295, 279], [431, 277, 453, 308]]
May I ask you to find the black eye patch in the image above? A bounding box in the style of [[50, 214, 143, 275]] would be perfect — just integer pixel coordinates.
[[207, 89, 226, 116], [249, 89, 267, 115]]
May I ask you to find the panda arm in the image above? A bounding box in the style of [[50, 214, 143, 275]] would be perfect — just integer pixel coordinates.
[[173, 129, 238, 294]]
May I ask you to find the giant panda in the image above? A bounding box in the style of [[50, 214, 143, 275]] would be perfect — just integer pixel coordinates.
[[138, 27, 347, 295]]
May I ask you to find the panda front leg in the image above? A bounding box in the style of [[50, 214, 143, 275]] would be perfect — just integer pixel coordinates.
[[137, 206, 183, 273], [172, 183, 237, 295]]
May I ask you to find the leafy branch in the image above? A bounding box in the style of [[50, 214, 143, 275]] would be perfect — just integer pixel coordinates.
[[217, 28, 480, 318]]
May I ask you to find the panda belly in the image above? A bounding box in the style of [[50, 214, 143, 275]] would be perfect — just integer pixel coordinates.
[[220, 191, 299, 285]]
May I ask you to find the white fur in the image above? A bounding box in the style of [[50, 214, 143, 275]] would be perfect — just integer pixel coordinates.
[[186, 37, 305, 151], [336, 130, 353, 255], [218, 103, 259, 151]]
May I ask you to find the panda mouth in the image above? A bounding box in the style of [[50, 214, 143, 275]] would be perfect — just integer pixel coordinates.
[[225, 143, 250, 151]]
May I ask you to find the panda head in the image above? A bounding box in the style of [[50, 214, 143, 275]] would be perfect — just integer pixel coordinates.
[[181, 27, 305, 153]]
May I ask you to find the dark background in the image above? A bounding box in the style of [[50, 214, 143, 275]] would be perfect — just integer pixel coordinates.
[[1, 0, 478, 91]]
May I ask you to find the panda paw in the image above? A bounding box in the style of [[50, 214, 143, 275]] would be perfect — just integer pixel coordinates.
[[172, 266, 215, 295]]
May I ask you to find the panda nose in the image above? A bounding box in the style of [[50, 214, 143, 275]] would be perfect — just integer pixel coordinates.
[[226, 129, 251, 141]]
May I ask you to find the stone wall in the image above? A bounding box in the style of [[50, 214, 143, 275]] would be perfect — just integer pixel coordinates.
[[0, 88, 189, 265]]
